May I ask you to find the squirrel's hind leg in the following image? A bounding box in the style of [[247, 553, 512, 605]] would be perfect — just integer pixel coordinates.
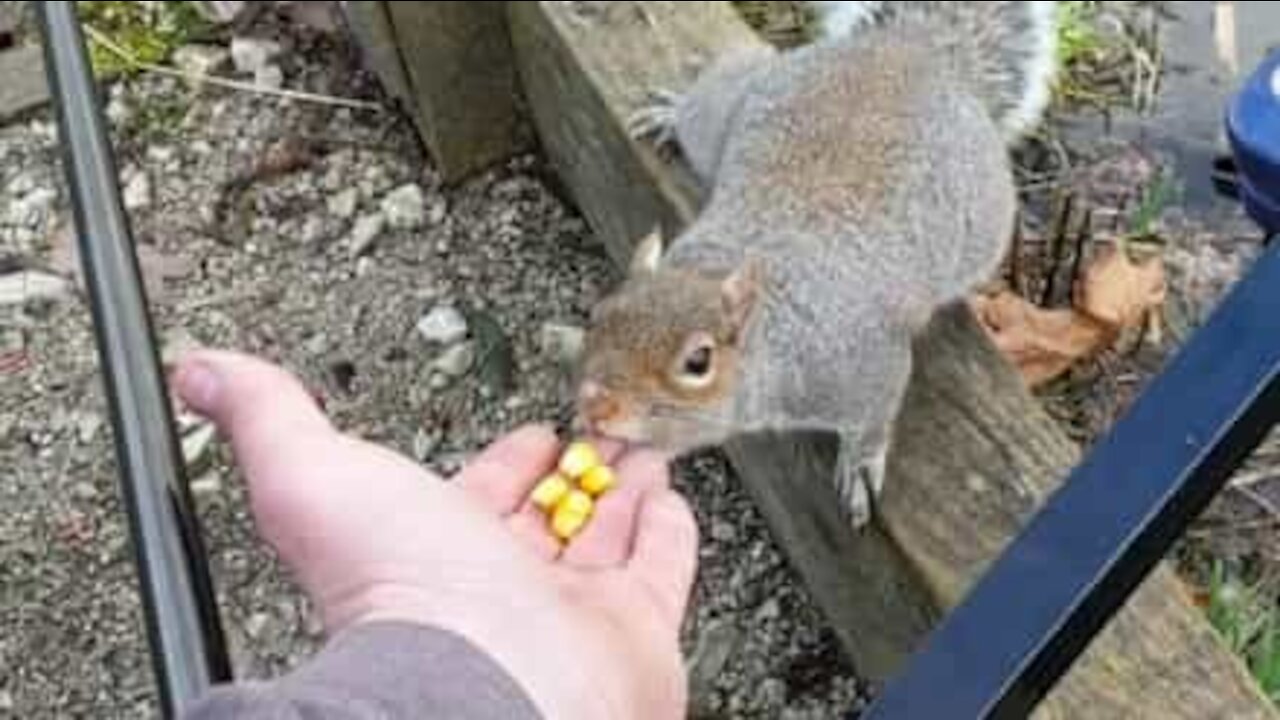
[[627, 45, 775, 182]]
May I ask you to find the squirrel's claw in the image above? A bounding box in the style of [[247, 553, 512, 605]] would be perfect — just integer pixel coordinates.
[[627, 88, 683, 150], [836, 434, 889, 531]]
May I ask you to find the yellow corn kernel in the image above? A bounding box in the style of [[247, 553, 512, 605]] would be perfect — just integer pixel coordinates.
[[580, 465, 617, 497], [558, 441, 603, 480], [550, 490, 595, 541], [530, 473, 571, 512]]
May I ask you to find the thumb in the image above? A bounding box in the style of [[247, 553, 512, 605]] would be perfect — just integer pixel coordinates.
[[628, 489, 699, 627], [172, 350, 336, 483]]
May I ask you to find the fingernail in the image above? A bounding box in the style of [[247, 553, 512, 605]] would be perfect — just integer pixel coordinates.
[[177, 361, 222, 411]]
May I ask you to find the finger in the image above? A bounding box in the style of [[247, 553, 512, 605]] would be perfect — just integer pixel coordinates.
[[627, 490, 699, 626], [171, 350, 336, 483], [505, 511, 565, 562], [559, 449, 671, 569], [455, 425, 561, 516], [500, 435, 627, 552]]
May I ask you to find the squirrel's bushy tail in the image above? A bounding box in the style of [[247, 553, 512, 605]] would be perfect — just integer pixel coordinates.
[[811, 1, 1059, 140]]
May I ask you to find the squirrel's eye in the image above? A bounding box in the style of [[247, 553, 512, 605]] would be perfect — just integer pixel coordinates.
[[682, 345, 714, 378]]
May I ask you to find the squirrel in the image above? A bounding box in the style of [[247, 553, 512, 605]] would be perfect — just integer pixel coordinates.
[[574, 1, 1060, 528]]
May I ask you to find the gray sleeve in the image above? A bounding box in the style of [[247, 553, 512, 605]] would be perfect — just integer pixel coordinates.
[[181, 622, 543, 719]]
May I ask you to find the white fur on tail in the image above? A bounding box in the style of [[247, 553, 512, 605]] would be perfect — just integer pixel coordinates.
[[1005, 1, 1059, 138], [811, 1, 883, 37]]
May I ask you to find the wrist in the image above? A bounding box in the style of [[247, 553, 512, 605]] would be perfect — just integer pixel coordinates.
[[324, 582, 627, 720]]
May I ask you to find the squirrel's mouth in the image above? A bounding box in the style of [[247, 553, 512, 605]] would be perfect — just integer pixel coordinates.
[[583, 415, 652, 446]]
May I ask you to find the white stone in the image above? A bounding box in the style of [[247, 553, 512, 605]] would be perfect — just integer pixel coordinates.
[[244, 611, 271, 640], [327, 188, 359, 219], [173, 44, 231, 78], [254, 64, 285, 90], [380, 184, 427, 230], [541, 322, 585, 364], [182, 422, 218, 472], [301, 217, 328, 245], [0, 271, 71, 306], [123, 172, 152, 210], [74, 412, 103, 444], [190, 472, 224, 497], [348, 213, 386, 257], [230, 37, 282, 75], [432, 342, 475, 378], [416, 306, 469, 345], [17, 187, 56, 217]]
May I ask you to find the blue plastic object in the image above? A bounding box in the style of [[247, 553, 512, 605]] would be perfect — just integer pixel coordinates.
[[1228, 49, 1280, 235]]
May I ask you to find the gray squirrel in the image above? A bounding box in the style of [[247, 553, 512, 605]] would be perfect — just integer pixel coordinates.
[[575, 1, 1059, 528]]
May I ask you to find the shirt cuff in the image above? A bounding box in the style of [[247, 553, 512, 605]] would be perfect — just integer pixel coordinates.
[[181, 621, 543, 719]]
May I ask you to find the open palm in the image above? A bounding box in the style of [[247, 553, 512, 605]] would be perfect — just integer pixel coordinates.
[[174, 350, 698, 720]]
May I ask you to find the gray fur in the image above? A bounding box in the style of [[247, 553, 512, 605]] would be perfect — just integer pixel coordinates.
[[597, 2, 1057, 528]]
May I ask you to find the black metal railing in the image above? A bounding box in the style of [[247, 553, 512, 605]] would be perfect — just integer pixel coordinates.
[[862, 238, 1280, 718], [36, 3, 231, 716]]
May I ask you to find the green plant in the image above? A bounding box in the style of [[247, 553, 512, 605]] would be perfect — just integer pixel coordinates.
[[1127, 171, 1179, 239], [1056, 1, 1104, 69], [78, 1, 212, 76], [1053, 1, 1110, 106], [1205, 563, 1280, 705]]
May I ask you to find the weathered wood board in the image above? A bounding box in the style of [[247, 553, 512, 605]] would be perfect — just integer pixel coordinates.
[[344, 2, 528, 182], [506, 2, 1277, 717], [0, 45, 50, 123]]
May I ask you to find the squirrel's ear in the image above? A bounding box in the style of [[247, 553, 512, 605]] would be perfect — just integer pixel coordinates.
[[630, 228, 664, 276], [721, 258, 764, 338]]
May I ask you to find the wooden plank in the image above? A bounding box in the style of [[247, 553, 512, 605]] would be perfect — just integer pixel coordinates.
[[378, 2, 527, 182], [507, 2, 1278, 717], [343, 2, 414, 107], [0, 46, 50, 123], [0, 2, 20, 46]]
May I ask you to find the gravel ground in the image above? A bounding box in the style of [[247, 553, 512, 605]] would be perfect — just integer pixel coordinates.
[[0, 9, 860, 719]]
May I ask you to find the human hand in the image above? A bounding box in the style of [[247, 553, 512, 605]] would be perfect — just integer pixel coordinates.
[[172, 350, 698, 720]]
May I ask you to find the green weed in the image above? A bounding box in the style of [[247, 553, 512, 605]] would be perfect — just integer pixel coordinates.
[[1205, 563, 1280, 705], [77, 1, 212, 76]]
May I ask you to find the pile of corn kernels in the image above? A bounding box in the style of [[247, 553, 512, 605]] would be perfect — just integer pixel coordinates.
[[531, 441, 617, 541]]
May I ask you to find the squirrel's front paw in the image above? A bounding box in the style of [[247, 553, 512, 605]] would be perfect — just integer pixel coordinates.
[[627, 88, 682, 150], [835, 436, 889, 531]]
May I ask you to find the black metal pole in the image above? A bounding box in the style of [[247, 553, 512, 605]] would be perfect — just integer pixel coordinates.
[[862, 239, 1280, 719], [35, 3, 232, 715]]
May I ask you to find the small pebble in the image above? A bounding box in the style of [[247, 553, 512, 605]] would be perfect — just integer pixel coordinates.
[[432, 342, 475, 379], [71, 482, 99, 502], [254, 64, 285, 90], [123, 172, 152, 211], [301, 217, 328, 245], [327, 188, 359, 220], [173, 45, 231, 78], [381, 184, 427, 230], [416, 306, 469, 346], [755, 599, 781, 622], [349, 213, 386, 257], [190, 472, 223, 497], [230, 37, 282, 75], [243, 611, 271, 640]]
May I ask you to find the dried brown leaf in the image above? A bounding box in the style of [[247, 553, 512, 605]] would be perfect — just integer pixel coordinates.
[[972, 291, 1110, 388], [1077, 245, 1167, 330]]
